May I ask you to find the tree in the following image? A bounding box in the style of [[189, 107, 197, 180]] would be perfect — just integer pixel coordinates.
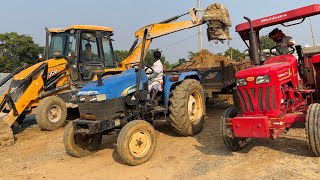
[[260, 35, 276, 50], [178, 58, 186, 64], [114, 50, 129, 62], [144, 49, 173, 69], [224, 47, 244, 60], [0, 32, 43, 72]]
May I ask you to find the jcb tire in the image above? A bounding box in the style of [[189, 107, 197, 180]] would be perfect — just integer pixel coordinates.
[[117, 120, 157, 166], [221, 106, 247, 151], [169, 79, 205, 136], [306, 103, 320, 156], [36, 96, 67, 131], [63, 122, 102, 157]]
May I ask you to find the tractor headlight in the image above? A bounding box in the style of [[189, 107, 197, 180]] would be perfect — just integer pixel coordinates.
[[256, 75, 270, 84], [95, 94, 107, 102], [236, 78, 247, 86], [79, 94, 107, 102], [90, 94, 107, 102]]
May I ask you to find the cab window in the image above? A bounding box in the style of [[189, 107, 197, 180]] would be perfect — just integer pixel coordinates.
[[49, 32, 75, 58], [80, 32, 99, 63], [101, 33, 115, 67]]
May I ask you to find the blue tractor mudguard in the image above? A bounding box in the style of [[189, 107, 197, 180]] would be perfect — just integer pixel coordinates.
[[77, 68, 148, 101], [163, 71, 200, 108]]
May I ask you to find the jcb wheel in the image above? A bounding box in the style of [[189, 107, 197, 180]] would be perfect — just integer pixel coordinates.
[[306, 103, 320, 156], [117, 120, 157, 166], [221, 106, 247, 151], [63, 122, 102, 157], [169, 79, 205, 136], [36, 96, 67, 130]]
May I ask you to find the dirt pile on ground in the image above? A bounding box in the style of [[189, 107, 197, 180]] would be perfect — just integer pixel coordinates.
[[179, 49, 235, 69]]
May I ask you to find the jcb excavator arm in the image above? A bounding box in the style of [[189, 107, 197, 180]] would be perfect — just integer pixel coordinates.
[[120, 3, 231, 69]]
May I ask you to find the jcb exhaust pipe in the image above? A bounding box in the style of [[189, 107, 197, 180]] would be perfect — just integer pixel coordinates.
[[244, 17, 260, 65]]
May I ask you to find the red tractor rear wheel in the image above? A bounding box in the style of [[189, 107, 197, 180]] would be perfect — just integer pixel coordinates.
[[306, 103, 320, 157], [221, 106, 247, 151]]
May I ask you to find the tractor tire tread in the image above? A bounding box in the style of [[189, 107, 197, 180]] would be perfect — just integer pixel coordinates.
[[221, 106, 246, 151], [117, 120, 157, 166], [306, 103, 320, 156], [63, 122, 102, 157], [169, 79, 205, 136]]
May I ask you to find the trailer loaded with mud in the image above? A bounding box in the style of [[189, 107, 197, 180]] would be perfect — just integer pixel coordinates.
[[171, 50, 251, 99]]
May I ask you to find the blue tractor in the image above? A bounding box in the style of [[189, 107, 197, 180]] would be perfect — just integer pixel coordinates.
[[63, 29, 206, 165]]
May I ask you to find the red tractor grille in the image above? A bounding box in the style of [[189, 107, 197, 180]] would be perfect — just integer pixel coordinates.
[[238, 85, 277, 113]]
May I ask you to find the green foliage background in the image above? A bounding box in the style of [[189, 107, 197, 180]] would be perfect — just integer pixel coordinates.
[[0, 32, 43, 72]]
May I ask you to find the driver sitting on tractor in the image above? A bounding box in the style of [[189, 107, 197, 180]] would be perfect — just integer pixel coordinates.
[[269, 28, 303, 88], [148, 51, 163, 106], [268, 28, 298, 59]]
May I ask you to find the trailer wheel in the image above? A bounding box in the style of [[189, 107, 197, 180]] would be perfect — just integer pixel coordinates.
[[36, 96, 67, 130], [117, 120, 157, 166], [306, 103, 320, 157], [169, 79, 205, 136], [63, 122, 102, 157], [221, 106, 247, 151]]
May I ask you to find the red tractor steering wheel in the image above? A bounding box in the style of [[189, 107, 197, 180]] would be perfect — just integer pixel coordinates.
[[269, 45, 295, 56]]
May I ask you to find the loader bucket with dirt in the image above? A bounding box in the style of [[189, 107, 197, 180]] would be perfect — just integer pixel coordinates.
[[203, 3, 232, 42]]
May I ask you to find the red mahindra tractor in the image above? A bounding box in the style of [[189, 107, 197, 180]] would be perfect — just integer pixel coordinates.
[[222, 4, 320, 156]]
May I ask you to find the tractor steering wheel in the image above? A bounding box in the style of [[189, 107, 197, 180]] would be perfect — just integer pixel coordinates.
[[144, 66, 154, 75], [129, 63, 154, 74], [269, 45, 295, 56], [130, 64, 140, 70]]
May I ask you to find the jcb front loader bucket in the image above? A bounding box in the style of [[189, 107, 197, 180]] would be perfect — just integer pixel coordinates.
[[203, 3, 232, 42], [0, 63, 46, 147], [0, 120, 14, 146]]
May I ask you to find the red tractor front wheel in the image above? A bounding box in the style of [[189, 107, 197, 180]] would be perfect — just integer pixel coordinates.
[[221, 106, 247, 151]]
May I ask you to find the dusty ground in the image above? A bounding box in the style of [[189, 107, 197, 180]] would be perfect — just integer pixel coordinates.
[[1, 99, 320, 180]]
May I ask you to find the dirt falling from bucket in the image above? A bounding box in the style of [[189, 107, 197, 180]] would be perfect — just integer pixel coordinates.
[[203, 3, 232, 41]]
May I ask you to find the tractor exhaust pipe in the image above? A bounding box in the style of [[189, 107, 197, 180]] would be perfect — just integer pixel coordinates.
[[244, 17, 260, 65], [135, 28, 148, 99]]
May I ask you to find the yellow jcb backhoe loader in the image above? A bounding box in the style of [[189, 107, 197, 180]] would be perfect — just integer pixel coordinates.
[[0, 25, 125, 146], [0, 3, 231, 147]]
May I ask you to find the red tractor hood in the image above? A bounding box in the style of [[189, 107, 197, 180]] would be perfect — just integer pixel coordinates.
[[236, 55, 298, 83], [236, 62, 291, 78]]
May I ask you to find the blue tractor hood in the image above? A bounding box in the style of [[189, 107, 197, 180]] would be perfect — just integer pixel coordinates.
[[78, 68, 148, 100]]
